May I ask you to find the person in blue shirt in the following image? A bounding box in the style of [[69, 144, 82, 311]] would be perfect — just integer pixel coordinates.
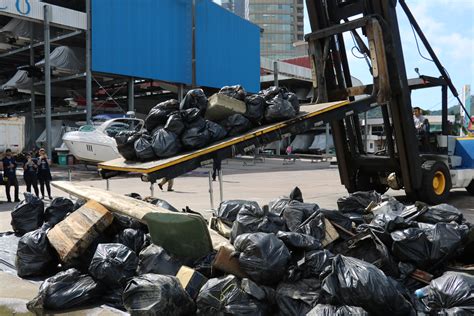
[[1, 149, 20, 203], [23, 152, 39, 197], [37, 148, 53, 200]]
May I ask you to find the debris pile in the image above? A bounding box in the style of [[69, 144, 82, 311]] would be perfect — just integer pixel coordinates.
[[116, 85, 300, 162], [4, 189, 473, 315]]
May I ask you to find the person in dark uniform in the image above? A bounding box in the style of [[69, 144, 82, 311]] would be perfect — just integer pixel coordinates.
[[37, 148, 53, 200], [212, 157, 222, 181], [1, 149, 20, 203], [23, 153, 39, 196]]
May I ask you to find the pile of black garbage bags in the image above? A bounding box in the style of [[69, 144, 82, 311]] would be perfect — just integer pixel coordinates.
[[9, 189, 474, 315], [208, 188, 474, 316], [116, 85, 300, 162]]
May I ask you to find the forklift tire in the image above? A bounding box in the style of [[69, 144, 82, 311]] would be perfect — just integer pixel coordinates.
[[419, 160, 451, 204], [466, 180, 474, 195]]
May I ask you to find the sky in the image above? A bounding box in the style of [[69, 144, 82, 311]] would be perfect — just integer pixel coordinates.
[[214, 0, 474, 111]]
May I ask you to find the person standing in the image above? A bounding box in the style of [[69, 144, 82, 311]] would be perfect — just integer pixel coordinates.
[[212, 157, 221, 181], [1, 149, 20, 203], [23, 153, 39, 197], [37, 148, 53, 200], [158, 178, 174, 192]]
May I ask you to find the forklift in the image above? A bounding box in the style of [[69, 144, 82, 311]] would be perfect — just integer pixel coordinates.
[[305, 0, 474, 204]]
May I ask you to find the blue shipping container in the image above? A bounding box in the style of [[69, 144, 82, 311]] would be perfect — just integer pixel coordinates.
[[92, 0, 192, 84], [91, 0, 260, 91], [195, 0, 260, 92]]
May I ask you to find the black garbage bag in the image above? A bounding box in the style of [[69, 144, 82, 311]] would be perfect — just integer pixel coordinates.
[[134, 134, 156, 161], [423, 272, 474, 313], [44, 197, 74, 227], [417, 204, 464, 224], [321, 255, 415, 316], [102, 287, 125, 311], [137, 244, 182, 275], [145, 99, 179, 132], [219, 85, 246, 101], [307, 304, 368, 316], [282, 200, 319, 232], [181, 120, 211, 150], [114, 228, 146, 254], [259, 86, 281, 100], [336, 191, 383, 213], [192, 251, 221, 279], [430, 223, 468, 265], [330, 228, 400, 278], [287, 92, 300, 115], [230, 202, 286, 242], [216, 200, 258, 226], [116, 131, 141, 161], [196, 275, 272, 316], [264, 95, 296, 123], [320, 209, 354, 239], [11, 192, 44, 235], [296, 212, 327, 241], [73, 198, 86, 211], [276, 231, 322, 251], [244, 94, 265, 123], [287, 249, 333, 281], [276, 278, 322, 316], [234, 232, 291, 285], [181, 107, 203, 124], [110, 213, 148, 233], [268, 197, 291, 216], [16, 227, 58, 277], [146, 197, 179, 212], [180, 89, 208, 115], [391, 228, 431, 268], [151, 128, 182, 158], [164, 112, 185, 136], [290, 186, 304, 202], [206, 120, 227, 142], [125, 192, 142, 200], [88, 243, 138, 288], [123, 273, 195, 316], [220, 113, 253, 137], [27, 268, 103, 313]]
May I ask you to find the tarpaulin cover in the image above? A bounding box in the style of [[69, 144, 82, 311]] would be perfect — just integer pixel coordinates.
[[36, 46, 85, 73], [2, 70, 32, 90], [289, 134, 314, 153]]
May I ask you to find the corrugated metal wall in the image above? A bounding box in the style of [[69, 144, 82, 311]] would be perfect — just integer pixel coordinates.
[[91, 0, 192, 84], [195, 0, 260, 92], [91, 0, 260, 91]]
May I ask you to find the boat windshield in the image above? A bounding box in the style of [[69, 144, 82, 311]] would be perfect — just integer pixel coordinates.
[[103, 119, 143, 138], [78, 125, 96, 132]]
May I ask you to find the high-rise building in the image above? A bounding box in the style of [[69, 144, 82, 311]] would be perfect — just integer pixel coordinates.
[[221, 0, 304, 60], [246, 0, 304, 60], [221, 0, 246, 19]]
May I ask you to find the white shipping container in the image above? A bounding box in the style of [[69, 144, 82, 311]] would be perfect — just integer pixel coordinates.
[[0, 117, 25, 154]]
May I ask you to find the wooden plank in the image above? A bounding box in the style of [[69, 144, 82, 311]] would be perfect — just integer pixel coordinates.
[[322, 218, 340, 247], [51, 181, 231, 251], [98, 100, 349, 173], [47, 200, 114, 263]]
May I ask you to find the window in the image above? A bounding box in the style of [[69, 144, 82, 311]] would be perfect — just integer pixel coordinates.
[[369, 143, 374, 149]]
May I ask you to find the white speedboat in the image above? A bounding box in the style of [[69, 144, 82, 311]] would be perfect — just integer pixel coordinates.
[[63, 118, 144, 163]]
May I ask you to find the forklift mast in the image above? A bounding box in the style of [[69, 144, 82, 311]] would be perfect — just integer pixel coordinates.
[[305, 0, 450, 199]]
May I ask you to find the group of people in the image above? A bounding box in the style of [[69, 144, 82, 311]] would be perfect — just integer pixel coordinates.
[[1, 148, 53, 203]]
